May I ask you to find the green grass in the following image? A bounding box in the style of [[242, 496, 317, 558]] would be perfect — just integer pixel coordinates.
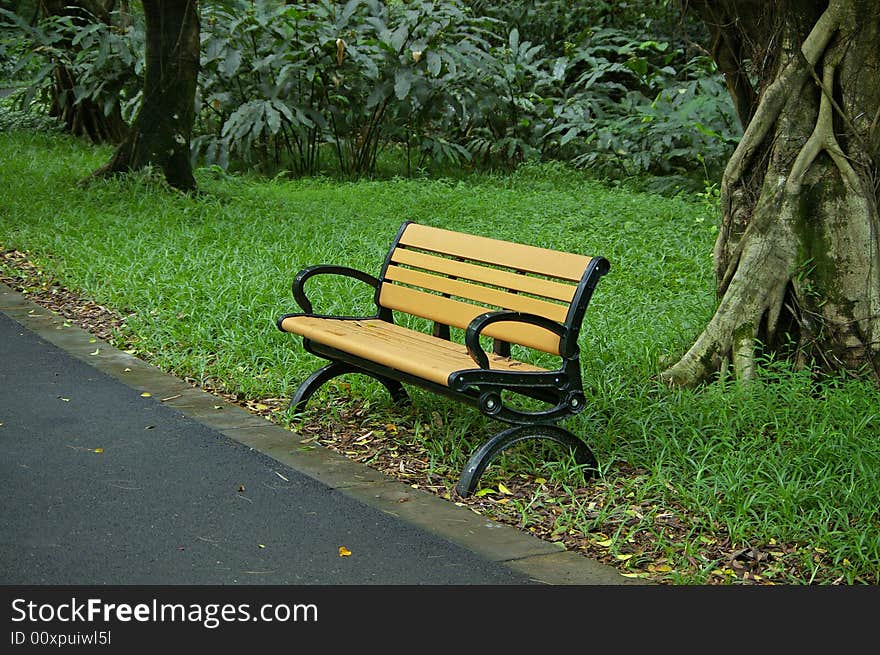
[[2, 130, 878, 585]]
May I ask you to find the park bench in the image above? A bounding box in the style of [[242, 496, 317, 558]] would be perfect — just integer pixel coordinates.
[[276, 221, 610, 497]]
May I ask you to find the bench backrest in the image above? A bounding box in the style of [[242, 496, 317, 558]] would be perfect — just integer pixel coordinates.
[[376, 222, 608, 356]]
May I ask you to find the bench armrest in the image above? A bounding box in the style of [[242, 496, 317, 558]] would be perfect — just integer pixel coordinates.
[[291, 265, 381, 315], [465, 310, 568, 369]]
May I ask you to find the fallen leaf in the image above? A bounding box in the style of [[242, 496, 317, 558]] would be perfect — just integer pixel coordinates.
[[58, 396, 70, 402], [338, 546, 352, 557], [238, 485, 246, 492], [258, 544, 265, 549], [594, 538, 615, 548], [474, 488, 496, 497], [498, 482, 513, 495], [92, 448, 104, 454], [89, 348, 100, 356], [274, 472, 289, 482], [140, 392, 152, 398]]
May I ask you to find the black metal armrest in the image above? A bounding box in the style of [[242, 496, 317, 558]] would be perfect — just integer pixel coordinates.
[[291, 265, 380, 315], [465, 310, 568, 370]]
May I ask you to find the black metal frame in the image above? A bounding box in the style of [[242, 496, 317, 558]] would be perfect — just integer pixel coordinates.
[[276, 221, 610, 496]]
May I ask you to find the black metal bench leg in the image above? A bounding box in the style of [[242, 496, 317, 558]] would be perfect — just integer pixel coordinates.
[[455, 424, 597, 498], [289, 362, 410, 414]]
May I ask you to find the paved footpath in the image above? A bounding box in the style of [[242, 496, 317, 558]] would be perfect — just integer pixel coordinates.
[[0, 283, 633, 585]]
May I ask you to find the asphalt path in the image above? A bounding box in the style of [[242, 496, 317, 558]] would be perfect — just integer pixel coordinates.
[[0, 310, 535, 585]]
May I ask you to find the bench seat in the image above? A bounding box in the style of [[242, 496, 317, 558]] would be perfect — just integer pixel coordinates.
[[278, 316, 548, 388]]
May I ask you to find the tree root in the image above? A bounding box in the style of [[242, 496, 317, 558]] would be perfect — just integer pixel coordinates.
[[663, 0, 880, 387], [661, 220, 797, 387]]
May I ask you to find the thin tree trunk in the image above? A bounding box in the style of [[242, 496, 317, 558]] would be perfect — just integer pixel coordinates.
[[93, 0, 200, 191]]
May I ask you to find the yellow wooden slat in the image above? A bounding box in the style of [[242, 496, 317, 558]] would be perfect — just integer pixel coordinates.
[[379, 284, 562, 354], [398, 223, 592, 282], [389, 248, 576, 302], [383, 265, 569, 323], [279, 317, 548, 386]]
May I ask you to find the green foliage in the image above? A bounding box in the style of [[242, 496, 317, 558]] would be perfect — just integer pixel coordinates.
[[0, 91, 63, 132], [194, 0, 739, 180], [1, 0, 740, 182], [465, 0, 687, 56], [0, 5, 143, 123], [197, 0, 493, 177], [541, 30, 739, 181]]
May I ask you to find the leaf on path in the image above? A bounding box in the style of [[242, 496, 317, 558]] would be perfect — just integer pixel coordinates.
[[338, 546, 352, 557], [58, 396, 70, 402], [140, 392, 151, 398], [92, 448, 104, 454], [90, 348, 100, 355]]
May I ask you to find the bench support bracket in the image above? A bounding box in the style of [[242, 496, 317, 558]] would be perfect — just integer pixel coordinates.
[[289, 362, 409, 414], [455, 424, 597, 497]]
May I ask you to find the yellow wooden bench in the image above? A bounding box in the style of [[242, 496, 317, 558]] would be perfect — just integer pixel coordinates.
[[276, 221, 610, 496]]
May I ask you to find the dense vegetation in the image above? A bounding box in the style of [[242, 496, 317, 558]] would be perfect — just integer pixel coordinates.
[[1, 0, 739, 188]]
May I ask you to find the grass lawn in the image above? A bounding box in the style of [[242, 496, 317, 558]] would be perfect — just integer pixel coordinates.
[[2, 130, 878, 585]]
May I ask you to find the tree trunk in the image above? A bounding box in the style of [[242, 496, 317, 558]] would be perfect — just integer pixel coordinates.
[[94, 0, 200, 191], [663, 0, 880, 386], [38, 0, 128, 144]]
